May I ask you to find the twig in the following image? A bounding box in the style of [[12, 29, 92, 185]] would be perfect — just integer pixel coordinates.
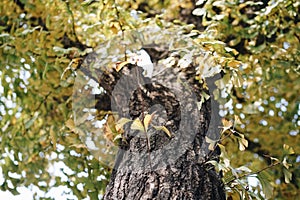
[[225, 162, 281, 186], [113, 1, 127, 60], [135, 66, 153, 171], [35, 91, 52, 112], [64, 1, 81, 45], [205, 129, 234, 162]]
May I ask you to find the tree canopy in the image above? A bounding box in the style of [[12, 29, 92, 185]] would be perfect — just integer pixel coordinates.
[[0, 0, 299, 199]]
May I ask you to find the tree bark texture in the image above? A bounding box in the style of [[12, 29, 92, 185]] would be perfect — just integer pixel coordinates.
[[80, 49, 225, 199]]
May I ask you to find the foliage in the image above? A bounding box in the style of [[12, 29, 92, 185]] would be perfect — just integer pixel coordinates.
[[195, 0, 300, 199], [0, 0, 299, 199]]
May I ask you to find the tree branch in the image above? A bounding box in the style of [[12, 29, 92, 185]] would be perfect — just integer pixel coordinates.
[[225, 162, 281, 186]]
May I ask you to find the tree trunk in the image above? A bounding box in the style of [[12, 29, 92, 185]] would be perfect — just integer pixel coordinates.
[[101, 58, 226, 199]]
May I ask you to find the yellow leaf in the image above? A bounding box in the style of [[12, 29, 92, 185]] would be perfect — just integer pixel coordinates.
[[227, 191, 241, 200], [283, 144, 295, 155], [131, 118, 145, 132], [205, 136, 217, 151], [104, 123, 114, 142], [65, 119, 75, 131], [103, 115, 118, 142], [218, 144, 230, 168], [282, 157, 292, 169], [237, 134, 248, 151], [234, 115, 242, 126], [221, 118, 233, 133], [270, 157, 279, 162], [153, 125, 171, 137], [70, 144, 87, 149], [113, 134, 123, 142], [227, 60, 242, 68], [115, 61, 130, 72], [107, 115, 117, 132], [111, 24, 119, 34], [115, 118, 132, 132], [143, 113, 154, 132]]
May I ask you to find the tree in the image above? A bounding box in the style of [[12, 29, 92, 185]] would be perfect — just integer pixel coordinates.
[[0, 0, 299, 199], [71, 25, 226, 199]]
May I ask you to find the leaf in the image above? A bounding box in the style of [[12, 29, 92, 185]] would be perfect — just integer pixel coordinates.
[[232, 71, 244, 87], [25, 112, 39, 129], [227, 60, 242, 68], [20, 26, 41, 35], [131, 118, 145, 132], [226, 191, 241, 200], [70, 144, 87, 149], [201, 91, 210, 101], [192, 8, 206, 16], [115, 118, 132, 132], [113, 134, 123, 142], [233, 115, 242, 126], [283, 168, 292, 183], [153, 125, 171, 137], [178, 53, 192, 68], [0, 33, 11, 38], [88, 191, 99, 200], [236, 166, 252, 173], [205, 136, 217, 151], [242, 104, 259, 114], [115, 61, 130, 72], [106, 115, 117, 133], [269, 157, 279, 162], [221, 118, 233, 133], [65, 118, 75, 131], [283, 144, 295, 155], [238, 138, 248, 151], [103, 115, 118, 142], [224, 47, 239, 56], [282, 157, 292, 169], [257, 171, 273, 199], [206, 160, 217, 166], [195, 0, 205, 6], [197, 100, 203, 110], [218, 144, 230, 168], [49, 126, 57, 150], [143, 113, 154, 132]]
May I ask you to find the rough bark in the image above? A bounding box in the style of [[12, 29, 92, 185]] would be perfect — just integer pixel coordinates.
[[82, 51, 226, 199]]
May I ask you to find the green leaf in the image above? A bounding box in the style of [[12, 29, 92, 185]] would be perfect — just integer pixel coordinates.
[[88, 191, 99, 199], [25, 112, 39, 129], [257, 171, 273, 199], [232, 71, 244, 87]]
